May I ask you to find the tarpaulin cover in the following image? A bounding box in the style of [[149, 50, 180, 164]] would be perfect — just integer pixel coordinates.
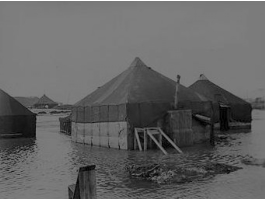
[[177, 101, 213, 116], [77, 107, 85, 122], [100, 105, 109, 122], [0, 115, 36, 137], [72, 58, 209, 125], [71, 107, 77, 121], [0, 89, 36, 137], [14, 97, 39, 108], [189, 75, 252, 122], [108, 105, 119, 122], [230, 103, 252, 122], [92, 106, 100, 122], [127, 102, 172, 127], [118, 104, 127, 121], [74, 57, 207, 107], [0, 89, 35, 116], [126, 101, 213, 128], [85, 106, 92, 122], [72, 104, 127, 123]]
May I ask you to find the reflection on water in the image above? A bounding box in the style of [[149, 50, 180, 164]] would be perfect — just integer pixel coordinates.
[[0, 110, 264, 198]]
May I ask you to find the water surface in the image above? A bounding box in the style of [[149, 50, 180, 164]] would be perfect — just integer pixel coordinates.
[[0, 110, 264, 198]]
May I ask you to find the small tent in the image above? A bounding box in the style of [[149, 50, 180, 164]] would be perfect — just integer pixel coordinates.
[[189, 74, 252, 126], [34, 94, 57, 109], [0, 89, 36, 137], [72, 58, 210, 149]]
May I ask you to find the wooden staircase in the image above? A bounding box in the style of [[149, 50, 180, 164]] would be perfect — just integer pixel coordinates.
[[134, 127, 183, 155]]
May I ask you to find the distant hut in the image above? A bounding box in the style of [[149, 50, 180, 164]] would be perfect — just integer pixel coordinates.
[[14, 96, 39, 108], [0, 89, 36, 138], [34, 94, 58, 109], [189, 74, 252, 130], [71, 57, 210, 150]]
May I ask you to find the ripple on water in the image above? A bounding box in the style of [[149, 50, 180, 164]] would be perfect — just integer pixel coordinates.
[[0, 111, 264, 198]]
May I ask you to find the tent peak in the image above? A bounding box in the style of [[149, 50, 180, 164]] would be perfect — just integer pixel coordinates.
[[199, 74, 209, 81], [130, 57, 148, 67]]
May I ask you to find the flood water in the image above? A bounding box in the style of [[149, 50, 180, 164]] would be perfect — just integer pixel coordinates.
[[0, 110, 264, 198]]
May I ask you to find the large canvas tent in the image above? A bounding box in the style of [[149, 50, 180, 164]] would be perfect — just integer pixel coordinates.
[[0, 89, 36, 137], [72, 58, 210, 149], [189, 74, 252, 124], [34, 94, 57, 109]]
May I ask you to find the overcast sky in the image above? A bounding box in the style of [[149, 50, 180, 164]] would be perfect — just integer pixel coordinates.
[[0, 2, 264, 104]]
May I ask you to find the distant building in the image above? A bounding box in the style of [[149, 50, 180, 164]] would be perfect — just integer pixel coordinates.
[[34, 94, 58, 109], [0, 89, 36, 138], [14, 96, 39, 108]]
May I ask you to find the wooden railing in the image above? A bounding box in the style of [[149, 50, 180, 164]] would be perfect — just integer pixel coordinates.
[[134, 127, 183, 155]]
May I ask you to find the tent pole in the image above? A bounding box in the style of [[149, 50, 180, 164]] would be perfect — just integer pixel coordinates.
[[174, 75, 181, 109], [210, 101, 215, 146]]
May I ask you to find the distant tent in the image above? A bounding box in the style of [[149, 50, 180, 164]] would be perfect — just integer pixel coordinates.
[[72, 57, 210, 150], [0, 89, 36, 137], [34, 94, 57, 109], [14, 96, 39, 108], [189, 74, 252, 123]]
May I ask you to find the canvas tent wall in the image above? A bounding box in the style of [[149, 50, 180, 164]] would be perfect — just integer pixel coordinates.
[[189, 74, 252, 123], [34, 94, 58, 109], [72, 58, 211, 149], [0, 89, 36, 138]]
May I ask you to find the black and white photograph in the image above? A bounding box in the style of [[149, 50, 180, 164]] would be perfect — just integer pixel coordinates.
[[0, 1, 264, 199]]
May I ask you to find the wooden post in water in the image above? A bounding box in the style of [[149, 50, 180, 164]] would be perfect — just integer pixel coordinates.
[[174, 75, 181, 109], [68, 165, 97, 199], [209, 101, 215, 146]]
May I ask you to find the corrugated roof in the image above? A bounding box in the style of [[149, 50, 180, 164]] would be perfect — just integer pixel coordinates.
[[75, 57, 207, 106], [0, 89, 35, 116], [189, 74, 249, 105]]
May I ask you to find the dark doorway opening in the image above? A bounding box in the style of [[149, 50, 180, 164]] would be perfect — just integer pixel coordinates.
[[219, 104, 230, 131]]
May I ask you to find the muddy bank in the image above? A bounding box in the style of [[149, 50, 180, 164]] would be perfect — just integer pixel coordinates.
[[125, 162, 242, 184]]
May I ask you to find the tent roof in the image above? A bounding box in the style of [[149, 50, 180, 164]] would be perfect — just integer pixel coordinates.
[[189, 74, 249, 105], [35, 94, 57, 106], [75, 57, 207, 106], [14, 96, 39, 107], [0, 89, 35, 116], [199, 74, 209, 81]]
